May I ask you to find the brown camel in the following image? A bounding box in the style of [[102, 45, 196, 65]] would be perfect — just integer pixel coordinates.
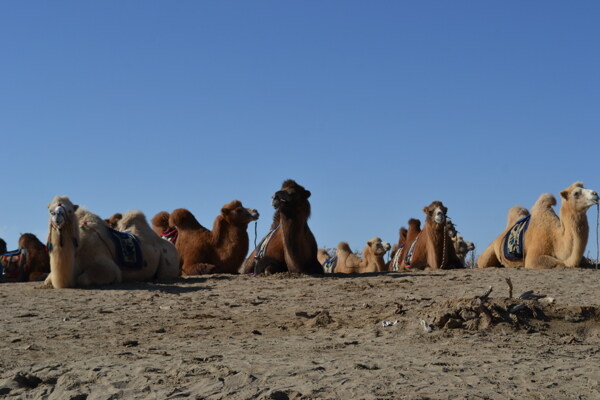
[[478, 182, 598, 269], [170, 200, 259, 275], [398, 201, 464, 270], [240, 179, 324, 275], [18, 233, 51, 281], [151, 211, 178, 244]]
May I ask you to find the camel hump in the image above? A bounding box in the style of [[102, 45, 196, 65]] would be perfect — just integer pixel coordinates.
[[505, 206, 530, 228], [408, 218, 421, 229], [118, 210, 148, 230], [531, 193, 557, 214], [337, 242, 352, 252], [169, 208, 207, 231]]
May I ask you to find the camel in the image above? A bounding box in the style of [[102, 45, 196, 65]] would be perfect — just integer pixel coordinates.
[[45, 196, 179, 288], [477, 182, 598, 269], [335, 237, 391, 274], [0, 238, 6, 255], [240, 179, 324, 275], [169, 200, 259, 275], [151, 211, 178, 244], [18, 233, 51, 281], [398, 201, 464, 270], [453, 235, 475, 263], [388, 227, 408, 272]]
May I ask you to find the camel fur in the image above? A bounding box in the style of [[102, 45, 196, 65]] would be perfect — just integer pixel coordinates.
[[170, 200, 259, 275], [477, 182, 598, 269], [45, 196, 179, 288], [18, 233, 50, 281], [241, 179, 323, 275], [398, 201, 464, 270], [335, 237, 391, 274]]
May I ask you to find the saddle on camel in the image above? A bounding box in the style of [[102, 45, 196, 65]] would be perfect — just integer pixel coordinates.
[[241, 179, 324, 275], [398, 201, 464, 270], [45, 196, 179, 288], [478, 181, 599, 269]]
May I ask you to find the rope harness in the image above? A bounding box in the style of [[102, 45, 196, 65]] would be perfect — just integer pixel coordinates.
[[440, 222, 447, 269]]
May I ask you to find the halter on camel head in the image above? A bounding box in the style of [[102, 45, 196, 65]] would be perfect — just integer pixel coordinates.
[[50, 204, 67, 230]]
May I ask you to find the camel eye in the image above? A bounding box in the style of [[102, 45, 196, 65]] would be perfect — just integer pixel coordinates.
[[574, 191, 580, 198]]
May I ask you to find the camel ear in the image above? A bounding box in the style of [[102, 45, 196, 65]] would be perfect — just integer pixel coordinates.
[[305, 190, 311, 199], [367, 240, 373, 246], [423, 206, 429, 214], [221, 207, 230, 215], [560, 190, 569, 200]]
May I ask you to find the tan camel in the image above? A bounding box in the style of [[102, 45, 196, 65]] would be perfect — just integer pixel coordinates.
[[452, 235, 475, 263], [170, 200, 259, 275], [240, 180, 323, 275], [45, 196, 179, 288], [334, 237, 391, 274], [478, 182, 598, 269], [398, 201, 464, 270]]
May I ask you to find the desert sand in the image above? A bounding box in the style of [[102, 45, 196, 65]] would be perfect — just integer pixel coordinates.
[[2, 267, 600, 399]]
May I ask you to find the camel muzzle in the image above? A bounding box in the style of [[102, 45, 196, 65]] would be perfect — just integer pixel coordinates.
[[50, 205, 67, 229]]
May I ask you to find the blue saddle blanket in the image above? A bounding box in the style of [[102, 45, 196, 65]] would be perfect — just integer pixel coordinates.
[[108, 228, 144, 270], [503, 215, 531, 261]]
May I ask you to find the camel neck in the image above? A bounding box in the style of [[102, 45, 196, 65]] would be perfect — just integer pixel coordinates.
[[560, 204, 590, 265]]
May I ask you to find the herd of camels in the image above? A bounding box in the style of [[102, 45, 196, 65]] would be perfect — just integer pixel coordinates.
[[0, 180, 598, 288]]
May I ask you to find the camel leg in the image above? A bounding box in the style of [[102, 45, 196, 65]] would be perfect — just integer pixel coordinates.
[[183, 263, 219, 275], [477, 244, 501, 268], [524, 255, 566, 269]]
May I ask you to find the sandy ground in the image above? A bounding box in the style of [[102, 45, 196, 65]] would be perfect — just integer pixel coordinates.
[[2, 268, 600, 399]]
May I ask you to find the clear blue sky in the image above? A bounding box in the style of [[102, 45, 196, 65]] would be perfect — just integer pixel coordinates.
[[1, 1, 599, 261]]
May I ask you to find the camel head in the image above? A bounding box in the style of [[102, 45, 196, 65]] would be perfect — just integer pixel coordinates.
[[560, 182, 599, 212], [366, 237, 391, 256], [48, 196, 78, 229], [105, 213, 123, 229], [221, 200, 260, 226], [272, 179, 312, 216], [423, 201, 448, 227], [453, 235, 475, 257]]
